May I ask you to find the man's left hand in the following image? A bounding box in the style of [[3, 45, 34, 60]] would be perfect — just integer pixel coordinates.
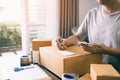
[[81, 42, 107, 54]]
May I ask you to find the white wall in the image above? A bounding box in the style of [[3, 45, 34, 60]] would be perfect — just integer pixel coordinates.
[[79, 0, 99, 25]]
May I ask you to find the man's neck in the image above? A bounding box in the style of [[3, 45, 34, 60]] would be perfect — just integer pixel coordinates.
[[102, 1, 120, 14]]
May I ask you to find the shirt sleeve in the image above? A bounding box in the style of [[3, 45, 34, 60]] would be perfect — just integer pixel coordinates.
[[76, 11, 90, 38]]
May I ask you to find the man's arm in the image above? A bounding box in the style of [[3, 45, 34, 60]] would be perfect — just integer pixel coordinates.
[[64, 34, 84, 47], [104, 46, 120, 58], [56, 34, 84, 50], [81, 43, 120, 58]]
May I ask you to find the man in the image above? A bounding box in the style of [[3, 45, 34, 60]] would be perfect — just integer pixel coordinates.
[[56, 0, 120, 73]]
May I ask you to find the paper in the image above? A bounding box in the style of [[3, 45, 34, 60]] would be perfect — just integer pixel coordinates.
[[58, 50, 75, 56]]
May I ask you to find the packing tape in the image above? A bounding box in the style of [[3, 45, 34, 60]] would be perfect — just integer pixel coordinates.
[[62, 73, 79, 80], [20, 55, 30, 66]]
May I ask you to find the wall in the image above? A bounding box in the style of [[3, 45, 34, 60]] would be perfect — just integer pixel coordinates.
[[79, 0, 99, 26]]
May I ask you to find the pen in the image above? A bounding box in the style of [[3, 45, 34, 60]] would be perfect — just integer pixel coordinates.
[[59, 36, 64, 49], [59, 36, 63, 42]]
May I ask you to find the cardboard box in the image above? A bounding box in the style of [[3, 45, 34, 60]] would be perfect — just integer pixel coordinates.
[[32, 39, 52, 63], [90, 64, 120, 80], [39, 45, 102, 77], [32, 39, 52, 51], [78, 73, 91, 80]]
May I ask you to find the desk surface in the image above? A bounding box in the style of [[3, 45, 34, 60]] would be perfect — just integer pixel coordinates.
[[0, 54, 51, 80]]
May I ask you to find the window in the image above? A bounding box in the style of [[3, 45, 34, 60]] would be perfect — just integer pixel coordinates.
[[22, 0, 59, 54], [0, 0, 61, 54], [0, 0, 22, 52], [28, 0, 48, 51]]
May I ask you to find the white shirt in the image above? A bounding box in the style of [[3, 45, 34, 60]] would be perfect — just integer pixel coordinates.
[[77, 5, 120, 73]]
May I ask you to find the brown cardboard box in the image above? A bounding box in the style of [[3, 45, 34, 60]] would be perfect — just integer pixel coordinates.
[[32, 39, 52, 63], [78, 73, 91, 80], [32, 39, 52, 51], [39, 45, 102, 77], [90, 64, 120, 80]]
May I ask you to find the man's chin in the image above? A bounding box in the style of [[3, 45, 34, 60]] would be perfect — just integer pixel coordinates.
[[97, 0, 111, 5]]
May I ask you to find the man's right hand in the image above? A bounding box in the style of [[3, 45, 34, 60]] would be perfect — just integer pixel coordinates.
[[56, 38, 67, 50]]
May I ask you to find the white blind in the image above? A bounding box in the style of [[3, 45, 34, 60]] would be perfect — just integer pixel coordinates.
[[28, 0, 47, 25], [28, 0, 48, 51], [22, 0, 59, 53]]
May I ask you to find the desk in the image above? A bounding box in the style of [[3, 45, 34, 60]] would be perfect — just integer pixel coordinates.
[[0, 55, 52, 80]]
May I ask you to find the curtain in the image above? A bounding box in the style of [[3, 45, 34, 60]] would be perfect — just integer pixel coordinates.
[[59, 0, 77, 38]]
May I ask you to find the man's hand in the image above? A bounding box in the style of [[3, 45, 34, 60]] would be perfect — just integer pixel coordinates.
[[56, 38, 67, 50], [81, 42, 107, 53]]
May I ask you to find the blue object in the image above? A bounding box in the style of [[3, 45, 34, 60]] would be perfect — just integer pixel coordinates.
[[62, 73, 79, 79], [63, 74, 74, 79], [14, 67, 24, 72], [14, 66, 34, 72], [21, 55, 29, 59]]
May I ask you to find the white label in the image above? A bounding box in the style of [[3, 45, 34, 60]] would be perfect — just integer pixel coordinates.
[[58, 50, 75, 56]]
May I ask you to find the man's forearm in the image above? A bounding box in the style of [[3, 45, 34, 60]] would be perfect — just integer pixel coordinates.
[[65, 34, 83, 46], [105, 46, 120, 57]]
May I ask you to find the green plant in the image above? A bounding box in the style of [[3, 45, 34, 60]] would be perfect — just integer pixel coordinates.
[[0, 23, 13, 46], [11, 28, 22, 49], [0, 22, 21, 50]]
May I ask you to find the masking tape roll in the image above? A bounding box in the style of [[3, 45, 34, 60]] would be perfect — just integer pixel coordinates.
[[62, 73, 79, 80], [20, 55, 30, 66]]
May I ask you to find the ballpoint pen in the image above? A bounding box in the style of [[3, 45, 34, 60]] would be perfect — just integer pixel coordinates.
[[59, 36, 64, 49]]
